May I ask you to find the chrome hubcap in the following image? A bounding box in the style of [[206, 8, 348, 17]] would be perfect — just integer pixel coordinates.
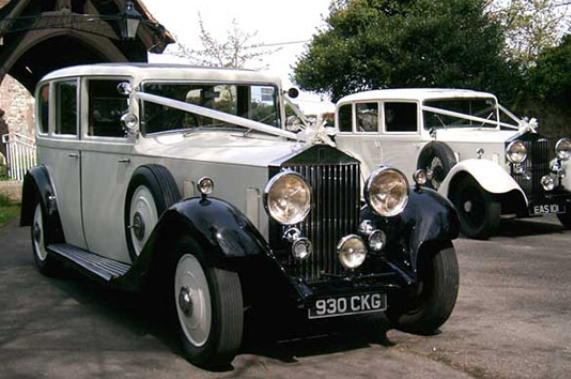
[[33, 223, 41, 243], [428, 157, 443, 189], [132, 212, 145, 241], [178, 286, 193, 316], [129, 186, 158, 257], [464, 200, 473, 213]]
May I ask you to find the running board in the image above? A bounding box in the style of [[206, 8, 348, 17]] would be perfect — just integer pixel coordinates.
[[48, 243, 131, 282]]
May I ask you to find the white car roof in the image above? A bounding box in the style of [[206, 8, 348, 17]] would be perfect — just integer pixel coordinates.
[[41, 63, 282, 86], [337, 88, 498, 105]]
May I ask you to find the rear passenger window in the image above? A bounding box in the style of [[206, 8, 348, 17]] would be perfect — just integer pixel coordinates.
[[338, 104, 353, 132], [38, 84, 49, 134], [356, 103, 378, 132], [384, 102, 418, 133], [88, 80, 129, 138], [55, 81, 78, 135]]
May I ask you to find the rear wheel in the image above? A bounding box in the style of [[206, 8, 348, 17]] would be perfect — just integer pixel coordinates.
[[31, 203, 60, 276], [386, 242, 459, 335], [417, 142, 457, 190], [452, 176, 500, 239], [172, 239, 243, 367]]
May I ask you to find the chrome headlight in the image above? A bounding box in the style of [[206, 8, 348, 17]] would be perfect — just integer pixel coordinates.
[[556, 138, 571, 161], [264, 172, 311, 225], [365, 167, 409, 217], [507, 140, 527, 163]]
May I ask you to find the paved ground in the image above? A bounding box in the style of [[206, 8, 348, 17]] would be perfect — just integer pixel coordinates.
[[0, 216, 570, 379]]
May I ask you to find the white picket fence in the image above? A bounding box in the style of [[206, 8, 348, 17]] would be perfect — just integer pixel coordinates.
[[1, 132, 37, 181]]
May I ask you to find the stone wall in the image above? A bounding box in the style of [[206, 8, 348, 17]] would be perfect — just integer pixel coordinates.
[[0, 75, 35, 161], [0, 75, 35, 139]]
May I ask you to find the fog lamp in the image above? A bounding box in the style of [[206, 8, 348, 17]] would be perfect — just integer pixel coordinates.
[[337, 235, 367, 269], [368, 230, 386, 252], [541, 175, 555, 191], [292, 238, 312, 260]]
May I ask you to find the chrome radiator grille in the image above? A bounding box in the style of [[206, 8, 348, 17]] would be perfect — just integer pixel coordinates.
[[511, 138, 550, 199], [283, 163, 361, 282]]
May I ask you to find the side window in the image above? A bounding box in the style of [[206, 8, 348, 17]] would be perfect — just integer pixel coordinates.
[[38, 84, 49, 134], [338, 104, 353, 132], [55, 81, 78, 136], [88, 80, 129, 138], [384, 102, 418, 133], [356, 103, 378, 132]]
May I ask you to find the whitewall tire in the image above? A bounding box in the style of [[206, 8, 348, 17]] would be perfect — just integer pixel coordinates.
[[172, 238, 243, 367], [31, 202, 59, 276]]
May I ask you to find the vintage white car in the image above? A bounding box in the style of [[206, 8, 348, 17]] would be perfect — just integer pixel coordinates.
[[21, 64, 460, 367], [333, 88, 571, 239]]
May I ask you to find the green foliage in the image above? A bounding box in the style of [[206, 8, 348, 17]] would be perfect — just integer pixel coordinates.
[[293, 0, 522, 102], [0, 164, 8, 180], [528, 35, 571, 107], [515, 35, 571, 142]]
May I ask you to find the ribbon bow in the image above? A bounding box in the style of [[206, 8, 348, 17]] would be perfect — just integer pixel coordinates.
[[518, 117, 538, 134], [297, 117, 337, 147]]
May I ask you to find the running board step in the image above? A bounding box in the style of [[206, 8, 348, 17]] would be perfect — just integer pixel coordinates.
[[48, 243, 131, 282]]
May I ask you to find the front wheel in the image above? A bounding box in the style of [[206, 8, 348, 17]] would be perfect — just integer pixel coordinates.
[[452, 176, 501, 239], [171, 239, 243, 367], [386, 242, 459, 335]]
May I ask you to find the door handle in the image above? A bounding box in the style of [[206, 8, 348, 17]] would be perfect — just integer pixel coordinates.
[[118, 158, 131, 164], [67, 153, 79, 158]]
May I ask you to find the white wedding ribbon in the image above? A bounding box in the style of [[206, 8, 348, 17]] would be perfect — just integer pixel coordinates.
[[134, 91, 297, 140]]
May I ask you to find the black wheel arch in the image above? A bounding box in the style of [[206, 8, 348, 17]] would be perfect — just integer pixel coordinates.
[[115, 195, 293, 299], [363, 186, 459, 280], [20, 165, 65, 245]]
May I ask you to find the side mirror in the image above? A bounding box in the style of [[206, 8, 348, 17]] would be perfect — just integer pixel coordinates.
[[286, 87, 299, 99], [121, 113, 140, 135], [117, 82, 133, 96]]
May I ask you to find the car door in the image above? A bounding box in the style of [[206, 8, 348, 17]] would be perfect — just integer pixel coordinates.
[[378, 101, 423, 176], [79, 77, 135, 263], [40, 79, 87, 248]]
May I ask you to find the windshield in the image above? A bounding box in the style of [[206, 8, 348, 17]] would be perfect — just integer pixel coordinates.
[[141, 82, 281, 135], [423, 98, 498, 130]]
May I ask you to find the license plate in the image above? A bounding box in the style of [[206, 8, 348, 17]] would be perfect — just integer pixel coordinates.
[[530, 203, 565, 215], [308, 293, 387, 319]]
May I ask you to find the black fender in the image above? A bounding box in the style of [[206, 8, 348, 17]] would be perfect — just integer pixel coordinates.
[[363, 186, 459, 277], [20, 165, 65, 244], [116, 195, 297, 301]]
